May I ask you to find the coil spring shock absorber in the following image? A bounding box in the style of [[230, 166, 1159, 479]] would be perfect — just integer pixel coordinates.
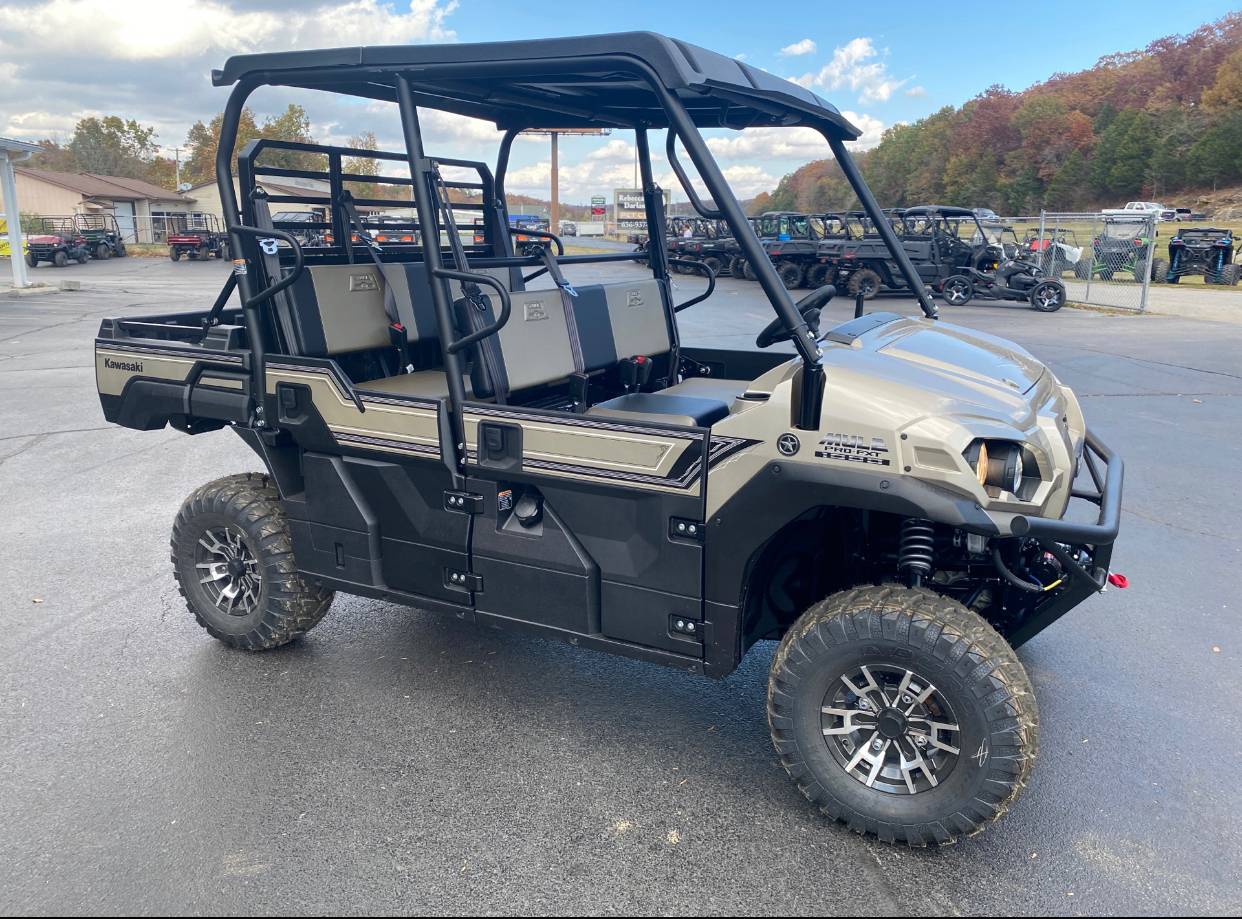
[[899, 517, 935, 587]]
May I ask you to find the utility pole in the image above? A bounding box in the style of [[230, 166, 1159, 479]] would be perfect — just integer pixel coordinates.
[[171, 147, 183, 188]]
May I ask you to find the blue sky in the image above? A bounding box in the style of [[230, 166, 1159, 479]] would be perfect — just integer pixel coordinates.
[[1, 0, 1237, 202]]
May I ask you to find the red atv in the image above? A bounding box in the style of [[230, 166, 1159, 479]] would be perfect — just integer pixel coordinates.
[[25, 217, 90, 268]]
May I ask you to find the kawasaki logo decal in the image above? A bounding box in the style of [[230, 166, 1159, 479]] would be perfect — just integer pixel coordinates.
[[103, 357, 144, 372], [815, 432, 890, 466]]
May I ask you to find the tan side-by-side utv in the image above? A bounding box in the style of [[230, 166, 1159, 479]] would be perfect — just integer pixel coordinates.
[[94, 34, 1123, 846]]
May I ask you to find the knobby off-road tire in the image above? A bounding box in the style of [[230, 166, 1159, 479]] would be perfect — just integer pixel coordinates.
[[169, 247, 181, 261], [767, 585, 1039, 846], [53, 250, 69, 268], [743, 259, 758, 281], [806, 263, 830, 289], [172, 473, 334, 650], [777, 261, 804, 289], [1150, 257, 1168, 283], [847, 268, 881, 300], [25, 251, 37, 268], [729, 256, 746, 279]]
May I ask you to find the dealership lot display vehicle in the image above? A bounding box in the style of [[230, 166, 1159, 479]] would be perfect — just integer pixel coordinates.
[[1022, 229, 1081, 277], [168, 212, 230, 261], [74, 214, 127, 259], [1162, 227, 1238, 285], [1102, 201, 1175, 221], [25, 217, 89, 267], [1074, 218, 1156, 282], [94, 34, 1123, 846]]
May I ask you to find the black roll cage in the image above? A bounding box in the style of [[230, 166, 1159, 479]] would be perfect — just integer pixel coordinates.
[[213, 45, 937, 450]]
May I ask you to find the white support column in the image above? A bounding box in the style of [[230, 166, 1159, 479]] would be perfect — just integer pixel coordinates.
[[1, 149, 30, 289]]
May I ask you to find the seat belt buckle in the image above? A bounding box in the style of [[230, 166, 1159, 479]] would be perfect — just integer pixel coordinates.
[[389, 323, 414, 374], [618, 355, 653, 391], [568, 372, 590, 411]]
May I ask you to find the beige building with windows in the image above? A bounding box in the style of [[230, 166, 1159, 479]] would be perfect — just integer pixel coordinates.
[[0, 169, 196, 242]]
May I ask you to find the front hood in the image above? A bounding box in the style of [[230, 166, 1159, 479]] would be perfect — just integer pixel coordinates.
[[820, 315, 1054, 431], [29, 235, 64, 244]]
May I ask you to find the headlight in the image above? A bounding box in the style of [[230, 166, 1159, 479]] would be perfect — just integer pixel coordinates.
[[965, 440, 1024, 493]]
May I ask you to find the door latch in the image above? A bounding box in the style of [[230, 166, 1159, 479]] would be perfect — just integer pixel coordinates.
[[445, 569, 483, 592], [444, 491, 484, 514], [669, 517, 705, 542]]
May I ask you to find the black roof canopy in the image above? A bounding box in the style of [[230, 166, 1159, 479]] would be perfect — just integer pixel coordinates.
[[213, 32, 860, 138]]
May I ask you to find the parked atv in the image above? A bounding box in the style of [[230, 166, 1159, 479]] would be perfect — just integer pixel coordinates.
[[168, 213, 229, 261], [940, 255, 1067, 311], [24, 217, 90, 268], [1161, 227, 1238, 285], [74, 214, 127, 259], [748, 211, 820, 288], [1074, 218, 1156, 282], [1022, 229, 1081, 278]]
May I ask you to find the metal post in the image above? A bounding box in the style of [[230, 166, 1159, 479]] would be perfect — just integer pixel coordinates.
[[1, 150, 31, 289], [1139, 215, 1153, 314], [1085, 213, 1098, 303], [550, 131, 558, 235], [396, 74, 468, 486], [1037, 210, 1046, 271]]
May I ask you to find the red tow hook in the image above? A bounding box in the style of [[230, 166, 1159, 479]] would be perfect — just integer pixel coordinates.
[[1107, 573, 1129, 588]]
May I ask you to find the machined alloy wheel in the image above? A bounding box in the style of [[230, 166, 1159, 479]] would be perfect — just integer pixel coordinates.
[[1030, 279, 1065, 312], [941, 275, 973, 305], [172, 473, 334, 650], [821, 663, 961, 795], [768, 585, 1039, 845]]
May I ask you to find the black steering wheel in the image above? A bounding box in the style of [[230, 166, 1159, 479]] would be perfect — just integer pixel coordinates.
[[756, 284, 836, 348]]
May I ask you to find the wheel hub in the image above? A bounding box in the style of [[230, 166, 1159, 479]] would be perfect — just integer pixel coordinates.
[[194, 526, 262, 617], [820, 664, 961, 795]]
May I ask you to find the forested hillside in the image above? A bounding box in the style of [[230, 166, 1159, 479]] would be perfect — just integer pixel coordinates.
[[752, 12, 1242, 216]]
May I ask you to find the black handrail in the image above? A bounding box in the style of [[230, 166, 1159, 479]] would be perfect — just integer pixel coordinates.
[[665, 131, 723, 220], [668, 259, 716, 311], [433, 268, 513, 354], [228, 226, 305, 307]]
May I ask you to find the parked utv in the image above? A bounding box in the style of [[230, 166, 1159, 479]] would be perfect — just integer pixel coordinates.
[[1161, 227, 1237, 285], [74, 214, 127, 259], [25, 217, 89, 267], [168, 213, 229, 261], [746, 211, 820, 288], [1021, 229, 1081, 278], [1074, 217, 1156, 282], [95, 34, 1123, 847]]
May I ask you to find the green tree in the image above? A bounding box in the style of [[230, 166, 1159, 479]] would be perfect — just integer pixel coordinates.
[[1007, 164, 1043, 215], [1044, 150, 1086, 210], [1089, 108, 1140, 193], [258, 105, 325, 172], [68, 117, 158, 177], [1187, 115, 1242, 189], [1107, 112, 1155, 196], [344, 132, 382, 199], [1093, 101, 1118, 134]]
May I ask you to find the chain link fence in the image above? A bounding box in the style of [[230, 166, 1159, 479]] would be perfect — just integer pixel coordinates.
[[1017, 211, 1157, 313]]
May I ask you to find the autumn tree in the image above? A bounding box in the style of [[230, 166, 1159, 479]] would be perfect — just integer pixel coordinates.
[[1202, 44, 1242, 110], [68, 117, 158, 178]]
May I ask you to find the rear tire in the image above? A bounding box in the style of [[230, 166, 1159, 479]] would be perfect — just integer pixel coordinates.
[[1150, 257, 1168, 283], [777, 261, 804, 289], [847, 268, 881, 300], [702, 256, 723, 276], [116, 242, 126, 257], [171, 472, 335, 651], [169, 247, 180, 261], [218, 241, 230, 261], [729, 256, 746, 279], [767, 585, 1038, 846], [95, 244, 111, 260], [743, 259, 758, 281], [1222, 264, 1240, 286], [1073, 258, 1091, 280], [806, 263, 830, 289]]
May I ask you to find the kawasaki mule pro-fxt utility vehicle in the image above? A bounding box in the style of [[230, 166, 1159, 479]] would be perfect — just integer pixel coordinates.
[[26, 217, 90, 267], [74, 214, 127, 259], [168, 212, 230, 261], [1162, 227, 1238, 285], [94, 34, 1123, 846]]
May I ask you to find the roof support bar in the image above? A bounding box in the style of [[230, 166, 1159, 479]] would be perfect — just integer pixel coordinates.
[[824, 132, 938, 320], [395, 73, 468, 489]]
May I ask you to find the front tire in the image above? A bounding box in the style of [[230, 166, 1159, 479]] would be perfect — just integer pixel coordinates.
[[940, 275, 973, 305], [1029, 279, 1066, 312], [767, 585, 1038, 846], [1150, 257, 1168, 283], [846, 268, 881, 300], [171, 473, 334, 650], [776, 261, 804, 289], [25, 251, 37, 268]]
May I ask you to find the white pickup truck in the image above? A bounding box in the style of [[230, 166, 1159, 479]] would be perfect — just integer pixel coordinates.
[[1102, 202, 1177, 221]]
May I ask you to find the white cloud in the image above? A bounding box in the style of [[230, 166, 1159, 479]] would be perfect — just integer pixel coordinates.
[[734, 53, 747, 61], [706, 127, 828, 162], [4, 0, 456, 61], [808, 38, 906, 104], [778, 39, 817, 58], [719, 164, 778, 197], [904, 86, 929, 99], [839, 111, 887, 149]]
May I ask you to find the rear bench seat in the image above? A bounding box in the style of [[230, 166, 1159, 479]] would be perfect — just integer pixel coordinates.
[[272, 260, 746, 424]]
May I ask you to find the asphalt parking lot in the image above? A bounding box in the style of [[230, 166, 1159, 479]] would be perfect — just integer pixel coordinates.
[[2, 255, 1240, 915]]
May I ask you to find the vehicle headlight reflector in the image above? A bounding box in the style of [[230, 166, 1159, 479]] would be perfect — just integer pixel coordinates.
[[965, 440, 1024, 493]]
